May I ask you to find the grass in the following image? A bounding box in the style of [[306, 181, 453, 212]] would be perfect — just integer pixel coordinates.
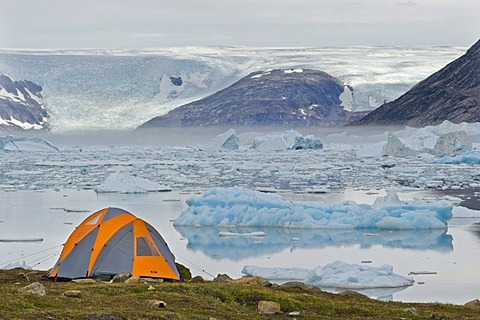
[[0, 268, 478, 320]]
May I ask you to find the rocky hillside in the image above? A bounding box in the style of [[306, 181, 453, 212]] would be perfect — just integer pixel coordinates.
[[139, 69, 366, 128], [352, 40, 480, 127], [0, 73, 48, 130]]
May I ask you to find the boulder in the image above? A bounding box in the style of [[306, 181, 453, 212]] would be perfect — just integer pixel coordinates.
[[431, 131, 472, 157], [18, 282, 46, 296], [231, 276, 270, 286], [464, 299, 480, 307], [63, 290, 83, 298], [72, 278, 96, 284], [146, 299, 167, 309], [124, 275, 141, 285], [112, 272, 132, 283], [257, 300, 281, 315], [213, 273, 233, 283], [280, 281, 311, 291], [189, 276, 206, 283]]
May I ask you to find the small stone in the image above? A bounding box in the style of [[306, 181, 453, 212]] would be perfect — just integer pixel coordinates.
[[289, 311, 300, 316], [72, 278, 96, 284], [63, 290, 82, 298], [141, 277, 164, 283], [124, 275, 141, 285], [111, 272, 131, 283], [18, 282, 46, 296], [189, 275, 205, 283], [94, 274, 112, 282], [147, 285, 155, 291], [146, 299, 167, 309], [404, 307, 417, 315], [258, 301, 281, 315], [213, 273, 232, 283], [465, 299, 480, 307]]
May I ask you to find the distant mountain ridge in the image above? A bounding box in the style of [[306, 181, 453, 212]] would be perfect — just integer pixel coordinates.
[[0, 73, 48, 131], [353, 40, 480, 127], [139, 68, 367, 128]]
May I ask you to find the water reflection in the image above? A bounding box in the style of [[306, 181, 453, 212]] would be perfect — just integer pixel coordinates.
[[174, 226, 453, 260]]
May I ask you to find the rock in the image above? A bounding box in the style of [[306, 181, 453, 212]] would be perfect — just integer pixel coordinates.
[[94, 275, 112, 282], [257, 300, 281, 315], [63, 290, 82, 298], [112, 272, 131, 283], [231, 276, 271, 286], [289, 311, 301, 316], [280, 281, 311, 291], [141, 278, 164, 283], [464, 299, 480, 307], [403, 307, 417, 315], [18, 282, 46, 296], [213, 273, 233, 283], [189, 276, 206, 283], [147, 285, 155, 291], [431, 131, 472, 157], [72, 278, 96, 284], [146, 299, 167, 309], [382, 133, 416, 157], [124, 275, 141, 285]]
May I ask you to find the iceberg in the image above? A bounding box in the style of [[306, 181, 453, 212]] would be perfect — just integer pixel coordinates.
[[253, 130, 323, 151], [201, 129, 239, 151], [95, 172, 171, 193], [242, 261, 413, 289], [173, 187, 452, 229], [0, 135, 59, 152]]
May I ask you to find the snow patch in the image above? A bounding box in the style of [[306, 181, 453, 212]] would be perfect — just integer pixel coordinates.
[[283, 68, 303, 74]]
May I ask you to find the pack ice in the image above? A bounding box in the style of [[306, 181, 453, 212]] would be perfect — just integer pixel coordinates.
[[173, 187, 452, 229]]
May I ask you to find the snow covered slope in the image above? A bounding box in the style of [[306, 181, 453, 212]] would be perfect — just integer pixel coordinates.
[[0, 46, 466, 131], [0, 73, 48, 130]]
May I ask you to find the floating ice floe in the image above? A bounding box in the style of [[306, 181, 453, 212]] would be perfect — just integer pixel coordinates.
[[218, 231, 266, 237], [0, 135, 59, 152], [201, 129, 239, 151], [1, 260, 33, 270], [95, 172, 171, 193], [173, 187, 452, 229], [253, 130, 323, 151], [435, 151, 480, 164], [242, 261, 414, 289]]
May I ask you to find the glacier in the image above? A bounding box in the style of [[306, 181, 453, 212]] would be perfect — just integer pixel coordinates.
[[173, 187, 453, 229], [0, 46, 466, 131]]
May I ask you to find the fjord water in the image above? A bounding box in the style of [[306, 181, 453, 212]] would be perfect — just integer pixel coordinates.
[[1, 188, 479, 304]]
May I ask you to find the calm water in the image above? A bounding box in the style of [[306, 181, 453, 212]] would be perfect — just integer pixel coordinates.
[[0, 188, 479, 304]]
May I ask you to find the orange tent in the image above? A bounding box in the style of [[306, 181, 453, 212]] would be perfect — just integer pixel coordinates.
[[47, 207, 180, 280]]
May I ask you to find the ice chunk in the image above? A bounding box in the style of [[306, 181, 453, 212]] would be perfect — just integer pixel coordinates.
[[435, 151, 480, 164], [0, 135, 59, 152], [431, 131, 472, 157], [218, 231, 266, 237], [95, 172, 171, 193], [173, 187, 452, 229], [382, 133, 416, 157], [201, 129, 239, 151], [1, 260, 33, 270], [242, 261, 413, 289], [253, 130, 323, 151]]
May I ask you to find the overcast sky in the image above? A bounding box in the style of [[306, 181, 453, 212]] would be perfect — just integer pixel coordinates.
[[0, 0, 478, 49]]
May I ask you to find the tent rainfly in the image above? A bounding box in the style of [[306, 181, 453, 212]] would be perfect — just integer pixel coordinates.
[[47, 207, 180, 280]]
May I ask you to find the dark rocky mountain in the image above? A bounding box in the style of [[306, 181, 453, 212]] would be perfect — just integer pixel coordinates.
[[139, 69, 366, 128], [0, 73, 48, 130], [353, 40, 480, 127]]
